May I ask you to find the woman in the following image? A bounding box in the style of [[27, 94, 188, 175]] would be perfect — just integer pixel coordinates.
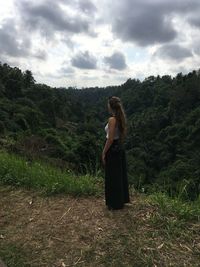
[[102, 96, 130, 210]]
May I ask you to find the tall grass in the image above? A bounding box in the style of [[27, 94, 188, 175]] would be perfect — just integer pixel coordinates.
[[0, 150, 103, 196], [149, 192, 200, 222]]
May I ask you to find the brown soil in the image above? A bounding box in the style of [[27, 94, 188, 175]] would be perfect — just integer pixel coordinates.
[[0, 185, 199, 267]]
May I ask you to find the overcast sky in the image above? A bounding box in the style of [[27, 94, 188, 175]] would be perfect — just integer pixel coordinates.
[[0, 0, 200, 88]]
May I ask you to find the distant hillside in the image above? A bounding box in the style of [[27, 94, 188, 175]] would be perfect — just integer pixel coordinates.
[[0, 62, 200, 199]]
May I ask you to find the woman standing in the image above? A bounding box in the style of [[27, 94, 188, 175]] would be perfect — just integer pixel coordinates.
[[102, 96, 130, 210]]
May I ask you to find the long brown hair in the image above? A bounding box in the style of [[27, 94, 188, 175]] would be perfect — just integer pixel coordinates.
[[108, 96, 127, 143]]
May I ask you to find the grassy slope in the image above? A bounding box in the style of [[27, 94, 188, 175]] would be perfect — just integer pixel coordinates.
[[0, 150, 103, 197]]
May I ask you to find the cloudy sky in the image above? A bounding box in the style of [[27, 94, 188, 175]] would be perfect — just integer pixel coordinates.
[[0, 0, 200, 88]]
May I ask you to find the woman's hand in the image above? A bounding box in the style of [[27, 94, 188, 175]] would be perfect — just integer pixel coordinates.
[[102, 152, 106, 166]]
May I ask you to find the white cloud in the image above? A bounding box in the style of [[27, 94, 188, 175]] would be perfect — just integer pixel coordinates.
[[0, 0, 200, 87]]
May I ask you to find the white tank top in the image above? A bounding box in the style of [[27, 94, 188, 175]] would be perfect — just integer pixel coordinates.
[[105, 121, 120, 139]]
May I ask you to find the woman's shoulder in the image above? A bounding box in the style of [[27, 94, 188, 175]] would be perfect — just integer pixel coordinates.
[[108, 116, 117, 126], [108, 116, 116, 122]]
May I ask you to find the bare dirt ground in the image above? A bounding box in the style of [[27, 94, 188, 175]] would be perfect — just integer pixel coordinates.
[[0, 185, 200, 267]]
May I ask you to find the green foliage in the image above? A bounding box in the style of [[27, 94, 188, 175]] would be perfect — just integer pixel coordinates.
[[0, 121, 5, 135], [6, 120, 22, 132], [23, 70, 35, 88], [14, 114, 30, 131], [0, 109, 8, 122], [44, 133, 67, 158], [17, 106, 44, 131], [15, 97, 37, 108], [38, 98, 56, 127], [5, 79, 22, 99], [37, 127, 57, 137], [0, 81, 5, 97]]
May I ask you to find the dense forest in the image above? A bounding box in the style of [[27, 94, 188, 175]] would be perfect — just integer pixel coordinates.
[[0, 62, 200, 200]]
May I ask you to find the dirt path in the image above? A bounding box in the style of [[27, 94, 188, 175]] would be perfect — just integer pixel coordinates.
[[0, 186, 136, 266], [0, 185, 199, 267]]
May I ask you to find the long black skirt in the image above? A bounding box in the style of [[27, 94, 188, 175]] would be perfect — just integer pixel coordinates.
[[104, 139, 130, 210]]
